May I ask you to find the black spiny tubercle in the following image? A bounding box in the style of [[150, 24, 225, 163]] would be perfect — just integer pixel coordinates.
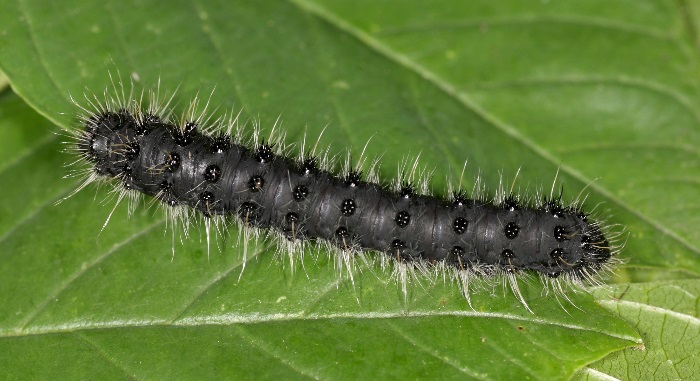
[[65, 84, 622, 311]]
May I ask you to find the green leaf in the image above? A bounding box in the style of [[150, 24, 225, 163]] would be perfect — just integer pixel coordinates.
[[574, 280, 700, 381], [0, 92, 639, 379], [2, 0, 698, 379]]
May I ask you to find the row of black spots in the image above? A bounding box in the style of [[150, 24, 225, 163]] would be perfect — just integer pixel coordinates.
[[196, 164, 272, 220], [158, 178, 264, 220], [501, 220, 570, 243], [162, 153, 221, 181], [391, 200, 471, 233], [502, 220, 572, 244], [496, 247, 569, 275], [145, 115, 231, 154], [204, 173, 269, 217], [156, 153, 219, 207], [496, 246, 569, 276], [385, 206, 469, 237], [160, 146, 223, 205], [154, 126, 233, 209]]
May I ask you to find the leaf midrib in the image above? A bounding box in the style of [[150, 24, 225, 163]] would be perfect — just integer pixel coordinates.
[[2, 310, 641, 342]]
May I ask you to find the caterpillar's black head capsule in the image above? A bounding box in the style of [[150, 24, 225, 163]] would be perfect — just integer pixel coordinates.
[[81, 111, 138, 178]]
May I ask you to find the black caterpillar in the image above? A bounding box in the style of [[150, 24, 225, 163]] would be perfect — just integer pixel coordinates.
[[66, 85, 619, 309]]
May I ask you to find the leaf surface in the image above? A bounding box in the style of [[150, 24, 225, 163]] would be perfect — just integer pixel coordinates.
[[574, 280, 700, 381], [2, 0, 698, 379]]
